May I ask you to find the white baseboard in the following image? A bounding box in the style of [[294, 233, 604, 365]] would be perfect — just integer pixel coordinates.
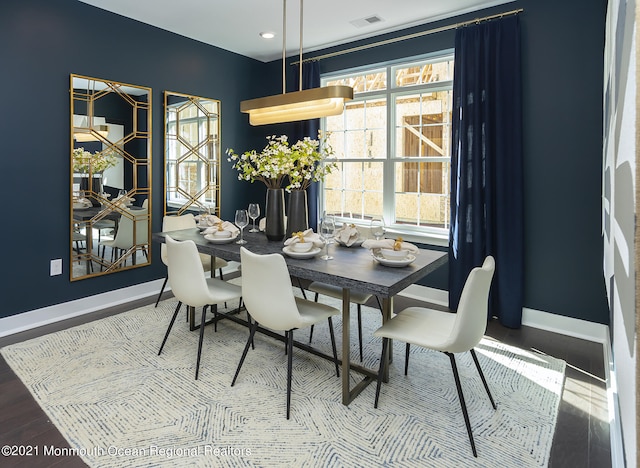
[[0, 279, 165, 338], [0, 262, 242, 339]]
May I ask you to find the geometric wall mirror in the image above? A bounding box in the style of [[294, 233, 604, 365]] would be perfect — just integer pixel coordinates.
[[164, 91, 220, 217], [70, 74, 152, 280]]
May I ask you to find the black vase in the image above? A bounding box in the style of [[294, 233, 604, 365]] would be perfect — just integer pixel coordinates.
[[286, 190, 309, 237], [79, 176, 103, 207], [265, 188, 286, 241]]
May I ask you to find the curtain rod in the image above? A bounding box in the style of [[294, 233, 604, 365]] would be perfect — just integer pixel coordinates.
[[292, 8, 523, 65]]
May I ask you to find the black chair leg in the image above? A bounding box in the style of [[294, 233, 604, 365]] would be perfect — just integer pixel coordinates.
[[212, 304, 218, 332], [308, 292, 319, 342], [404, 343, 410, 375], [374, 337, 390, 408], [327, 317, 340, 377], [357, 305, 363, 362], [286, 329, 294, 419], [470, 349, 497, 409], [232, 321, 259, 386], [447, 352, 477, 457], [155, 276, 168, 307], [195, 306, 207, 380], [158, 301, 182, 355]]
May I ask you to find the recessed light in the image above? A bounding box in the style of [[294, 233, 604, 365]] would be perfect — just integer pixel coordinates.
[[260, 32, 275, 39]]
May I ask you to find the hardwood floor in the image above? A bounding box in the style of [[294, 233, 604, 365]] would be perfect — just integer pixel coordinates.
[[0, 291, 611, 467]]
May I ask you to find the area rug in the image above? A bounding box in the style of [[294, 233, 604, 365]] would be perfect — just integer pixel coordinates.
[[1, 296, 565, 467]]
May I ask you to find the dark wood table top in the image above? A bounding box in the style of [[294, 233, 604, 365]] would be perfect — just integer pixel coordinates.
[[152, 228, 447, 298]]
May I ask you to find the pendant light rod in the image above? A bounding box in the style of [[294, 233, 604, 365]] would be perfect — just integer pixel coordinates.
[[282, 0, 286, 94], [298, 0, 303, 91]]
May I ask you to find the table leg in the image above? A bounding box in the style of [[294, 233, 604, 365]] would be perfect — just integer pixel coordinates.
[[381, 296, 394, 382], [341, 287, 351, 405]]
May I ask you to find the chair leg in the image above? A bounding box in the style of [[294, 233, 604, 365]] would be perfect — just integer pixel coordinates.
[[405, 343, 410, 375], [470, 349, 497, 409], [155, 276, 168, 307], [357, 305, 363, 362], [231, 321, 259, 386], [195, 306, 207, 380], [295, 277, 307, 300], [308, 292, 319, 343], [374, 337, 390, 408], [158, 301, 182, 355], [447, 352, 477, 457], [286, 329, 294, 419], [327, 317, 340, 377], [212, 304, 218, 332]]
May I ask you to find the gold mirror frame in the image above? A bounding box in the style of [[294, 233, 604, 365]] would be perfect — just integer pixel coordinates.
[[70, 74, 152, 280], [164, 91, 221, 217]]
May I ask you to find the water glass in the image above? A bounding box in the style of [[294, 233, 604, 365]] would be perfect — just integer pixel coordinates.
[[320, 216, 336, 260], [235, 209, 249, 244], [370, 216, 386, 240], [248, 203, 260, 232]]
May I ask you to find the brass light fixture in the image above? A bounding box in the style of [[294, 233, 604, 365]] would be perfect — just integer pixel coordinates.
[[240, 0, 353, 126]]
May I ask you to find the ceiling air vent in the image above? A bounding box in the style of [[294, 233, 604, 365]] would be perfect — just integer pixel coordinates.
[[350, 15, 384, 28]]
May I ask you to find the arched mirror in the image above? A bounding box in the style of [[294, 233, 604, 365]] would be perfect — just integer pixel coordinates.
[[164, 91, 221, 217], [70, 74, 152, 280]]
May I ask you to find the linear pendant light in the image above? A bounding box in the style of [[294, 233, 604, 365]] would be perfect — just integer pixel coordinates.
[[240, 0, 353, 126]]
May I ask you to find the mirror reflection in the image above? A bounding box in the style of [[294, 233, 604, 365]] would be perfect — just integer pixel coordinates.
[[164, 91, 221, 217], [70, 74, 152, 280]]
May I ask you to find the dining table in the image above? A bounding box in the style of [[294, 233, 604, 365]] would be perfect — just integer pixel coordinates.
[[152, 228, 447, 406]]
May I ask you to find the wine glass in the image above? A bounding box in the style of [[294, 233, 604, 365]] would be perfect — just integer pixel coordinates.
[[319, 216, 336, 260], [370, 216, 386, 240], [248, 203, 260, 232], [235, 209, 249, 244]]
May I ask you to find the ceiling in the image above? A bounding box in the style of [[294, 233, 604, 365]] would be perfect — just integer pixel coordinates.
[[78, 0, 516, 63]]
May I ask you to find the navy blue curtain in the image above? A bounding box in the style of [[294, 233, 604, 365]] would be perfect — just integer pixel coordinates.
[[449, 15, 523, 328], [292, 60, 320, 230]]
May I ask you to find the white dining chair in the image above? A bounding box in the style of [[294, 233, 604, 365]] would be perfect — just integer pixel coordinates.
[[98, 207, 148, 267], [373, 256, 496, 458], [158, 235, 243, 380], [307, 281, 382, 362], [154, 213, 228, 307], [231, 247, 340, 419]]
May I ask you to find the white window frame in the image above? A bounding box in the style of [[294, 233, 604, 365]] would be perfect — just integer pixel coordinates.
[[320, 50, 454, 246]]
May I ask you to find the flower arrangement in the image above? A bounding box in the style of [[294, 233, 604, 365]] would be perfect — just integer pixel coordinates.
[[226, 132, 337, 192], [73, 147, 118, 174], [286, 133, 337, 191]]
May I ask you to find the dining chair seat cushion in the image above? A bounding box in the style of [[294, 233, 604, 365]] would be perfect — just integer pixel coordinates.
[[294, 297, 340, 328], [204, 277, 243, 305], [373, 307, 457, 352], [308, 281, 371, 304]]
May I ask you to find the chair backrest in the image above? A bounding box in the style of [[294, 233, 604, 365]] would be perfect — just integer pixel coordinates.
[[165, 235, 212, 307], [160, 214, 197, 265], [239, 247, 304, 331], [111, 207, 148, 250], [447, 256, 496, 353]]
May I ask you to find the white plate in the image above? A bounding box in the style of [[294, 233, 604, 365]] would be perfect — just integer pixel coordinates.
[[282, 245, 322, 259], [335, 237, 365, 247], [204, 233, 238, 244], [372, 253, 416, 267]]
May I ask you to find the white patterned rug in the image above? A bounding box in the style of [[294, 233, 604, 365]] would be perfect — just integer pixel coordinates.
[[1, 296, 565, 467]]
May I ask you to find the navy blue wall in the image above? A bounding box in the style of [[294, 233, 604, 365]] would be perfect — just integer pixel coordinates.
[[0, 0, 275, 318], [1, 0, 610, 326]]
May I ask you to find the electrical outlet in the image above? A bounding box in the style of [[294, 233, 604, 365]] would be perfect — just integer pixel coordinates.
[[50, 258, 62, 276]]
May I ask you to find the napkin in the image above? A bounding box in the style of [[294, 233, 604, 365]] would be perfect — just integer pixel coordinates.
[[283, 228, 324, 248], [203, 220, 239, 235], [361, 238, 419, 254], [336, 224, 360, 246], [196, 214, 222, 227]]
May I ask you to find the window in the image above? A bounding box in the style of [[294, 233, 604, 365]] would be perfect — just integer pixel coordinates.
[[321, 53, 454, 242]]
